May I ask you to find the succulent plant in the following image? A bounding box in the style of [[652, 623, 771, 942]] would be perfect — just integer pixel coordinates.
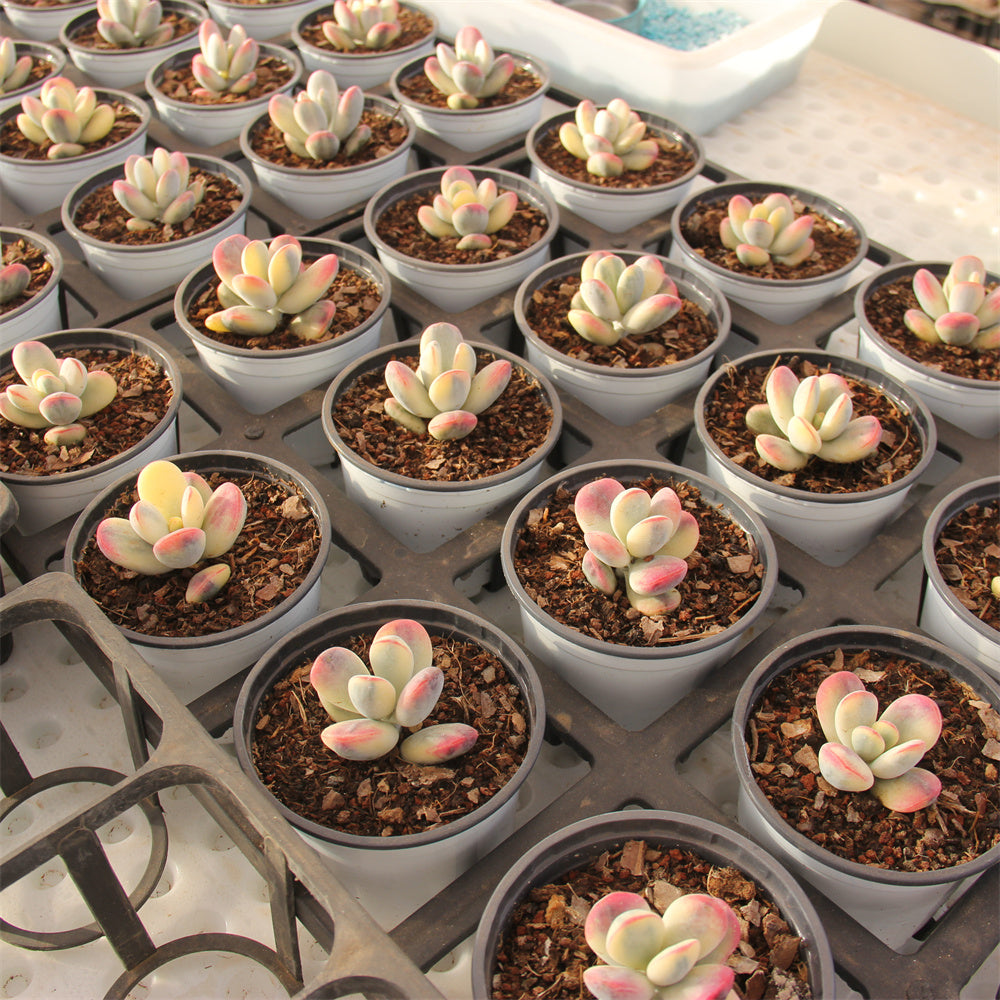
[[815, 670, 943, 812], [0, 340, 117, 446], [320, 0, 402, 51], [992, 576, 1000, 600], [903, 256, 1000, 351], [719, 193, 815, 268], [745, 365, 882, 472], [267, 70, 371, 162], [0, 240, 31, 304], [568, 252, 682, 346], [111, 147, 206, 232], [0, 37, 32, 94], [574, 477, 699, 616], [95, 459, 247, 603], [423, 25, 514, 110], [310, 618, 479, 763], [558, 98, 659, 179], [204, 234, 339, 340], [191, 20, 259, 97], [583, 890, 740, 1000], [16, 77, 115, 159], [383, 322, 511, 441], [96, 0, 174, 48], [416, 166, 518, 251]]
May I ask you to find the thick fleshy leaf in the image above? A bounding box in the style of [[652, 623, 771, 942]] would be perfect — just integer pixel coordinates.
[[385, 360, 438, 418], [785, 414, 822, 456], [558, 121, 587, 160], [582, 966, 656, 1000], [664, 894, 740, 967], [850, 725, 885, 761], [587, 151, 624, 178], [833, 688, 879, 745], [622, 293, 681, 335], [310, 646, 367, 716], [644, 939, 699, 988], [878, 693, 942, 748], [347, 673, 397, 720], [816, 391, 853, 441], [368, 633, 414, 693], [321, 719, 399, 760], [934, 311, 979, 346], [872, 768, 941, 812], [605, 910, 669, 969], [580, 279, 623, 323], [77, 370, 117, 417], [815, 670, 866, 743], [395, 665, 444, 727], [96, 517, 166, 574], [137, 459, 187, 516], [584, 530, 631, 569], [13, 340, 59, 382], [212, 234, 251, 289], [374, 619, 433, 673], [610, 488, 651, 542], [152, 526, 206, 569], [383, 398, 426, 435], [575, 478, 624, 534], [568, 309, 617, 345], [911, 267, 948, 318], [657, 511, 698, 560], [38, 391, 82, 426], [185, 563, 231, 603], [625, 515, 675, 559], [276, 254, 339, 314], [428, 368, 471, 412], [201, 481, 247, 557], [180, 485, 205, 529], [764, 365, 798, 434], [129, 498, 169, 545], [582, 550, 617, 594], [817, 741, 874, 792], [267, 239, 304, 297], [657, 963, 735, 1000], [428, 409, 477, 440], [816, 416, 882, 463], [43, 423, 87, 446], [464, 359, 511, 414], [869, 738, 928, 779], [648, 487, 682, 531], [399, 723, 477, 764], [770, 213, 814, 257], [584, 891, 650, 963], [628, 552, 688, 596], [755, 434, 809, 472]]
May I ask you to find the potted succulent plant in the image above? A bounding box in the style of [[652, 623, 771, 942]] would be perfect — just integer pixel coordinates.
[[233, 598, 545, 927], [0, 331, 182, 535], [238, 68, 415, 219], [65, 451, 331, 704], [61, 147, 252, 301], [0, 35, 66, 116], [0, 0, 92, 41], [669, 181, 869, 324], [732, 624, 1000, 950], [0, 75, 151, 214], [693, 348, 936, 565], [145, 18, 301, 144], [525, 96, 704, 233], [363, 164, 559, 312], [500, 459, 777, 731], [472, 809, 835, 999], [854, 255, 1000, 439], [0, 227, 63, 351], [513, 250, 730, 425], [203, 0, 325, 38], [322, 321, 562, 552], [59, 0, 206, 88]]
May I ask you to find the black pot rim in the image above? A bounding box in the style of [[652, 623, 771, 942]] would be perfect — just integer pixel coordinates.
[[59, 0, 204, 53], [292, 0, 437, 59], [0, 225, 64, 323]]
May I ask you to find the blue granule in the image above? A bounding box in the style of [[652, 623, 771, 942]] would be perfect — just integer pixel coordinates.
[[639, 1, 750, 49]]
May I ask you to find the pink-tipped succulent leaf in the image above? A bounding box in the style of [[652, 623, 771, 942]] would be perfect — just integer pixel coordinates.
[[417, 167, 517, 247], [321, 0, 401, 51], [903, 256, 1000, 351], [559, 98, 658, 178]]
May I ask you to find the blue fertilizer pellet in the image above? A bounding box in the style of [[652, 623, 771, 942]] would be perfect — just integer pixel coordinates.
[[639, 1, 750, 50]]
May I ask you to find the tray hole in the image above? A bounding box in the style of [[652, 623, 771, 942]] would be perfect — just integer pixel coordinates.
[[0, 965, 32, 999], [677, 722, 739, 818], [25, 719, 61, 750], [2, 674, 28, 703]]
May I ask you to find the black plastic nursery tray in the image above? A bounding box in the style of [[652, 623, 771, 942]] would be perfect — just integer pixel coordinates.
[[1, 52, 998, 1000]]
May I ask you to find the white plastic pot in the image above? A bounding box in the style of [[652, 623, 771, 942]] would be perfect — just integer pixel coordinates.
[[0, 40, 65, 116], [500, 459, 778, 731], [855, 260, 1000, 439], [0, 0, 91, 39], [0, 227, 63, 352], [669, 180, 869, 325], [61, 155, 251, 301], [694, 349, 937, 566], [513, 251, 730, 425], [205, 0, 325, 37], [321, 340, 563, 553], [363, 166, 559, 312]]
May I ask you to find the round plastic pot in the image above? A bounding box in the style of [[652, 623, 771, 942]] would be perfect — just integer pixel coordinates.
[[920, 477, 1000, 680], [526, 107, 704, 233], [513, 250, 730, 425], [500, 458, 778, 731], [65, 449, 331, 705], [61, 154, 251, 301], [292, 1, 437, 90], [0, 39, 65, 116], [669, 180, 869, 325], [238, 94, 416, 219], [732, 624, 1000, 950], [1, 0, 91, 39], [389, 50, 549, 153], [471, 808, 835, 999], [693, 348, 937, 566], [0, 89, 151, 214], [363, 165, 559, 312], [175, 238, 390, 414], [145, 43, 301, 145], [321, 339, 563, 553], [855, 259, 1000, 439], [205, 0, 325, 37], [0, 226, 63, 352], [59, 0, 206, 88], [233, 598, 545, 927], [1, 329, 182, 536]]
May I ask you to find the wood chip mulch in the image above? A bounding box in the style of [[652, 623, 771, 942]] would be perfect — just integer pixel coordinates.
[[155, 54, 293, 105], [934, 498, 1000, 630], [297, 6, 433, 54], [65, 10, 198, 49], [394, 64, 543, 110], [0, 236, 54, 316], [1, 102, 143, 161]]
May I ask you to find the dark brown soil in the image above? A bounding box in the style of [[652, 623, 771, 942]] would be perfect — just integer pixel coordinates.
[[1, 101, 143, 161], [70, 170, 244, 246], [523, 273, 718, 369], [65, 10, 198, 49], [0, 349, 173, 478], [863, 276, 1000, 382], [74, 471, 323, 637], [298, 6, 433, 54], [251, 630, 529, 837], [330, 351, 554, 483], [745, 648, 1000, 871], [702, 356, 925, 494], [934, 498, 1000, 630], [677, 194, 862, 280], [512, 474, 766, 647], [491, 839, 813, 1000], [395, 63, 543, 110], [0, 235, 55, 317], [154, 53, 293, 105]]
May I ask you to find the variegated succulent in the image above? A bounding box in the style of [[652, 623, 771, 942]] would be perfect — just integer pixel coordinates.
[[815, 670, 943, 812], [204, 234, 339, 340], [574, 477, 699, 616], [745, 365, 882, 472], [0, 37, 32, 94], [383, 322, 511, 441], [568, 252, 682, 346], [423, 25, 514, 110], [558, 98, 658, 179], [16, 77, 115, 159], [311, 618, 478, 763], [0, 340, 117, 446], [96, 0, 174, 48], [95, 459, 247, 603], [904, 256, 1000, 351], [583, 891, 740, 1000], [720, 193, 815, 268], [416, 166, 518, 251], [0, 240, 31, 304], [112, 147, 206, 231], [320, 0, 402, 51], [191, 20, 258, 97]]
